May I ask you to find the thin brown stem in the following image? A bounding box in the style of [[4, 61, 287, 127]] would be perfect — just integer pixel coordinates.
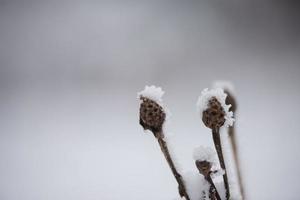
[[229, 125, 245, 199], [206, 176, 221, 200], [155, 131, 191, 200], [212, 128, 230, 200]]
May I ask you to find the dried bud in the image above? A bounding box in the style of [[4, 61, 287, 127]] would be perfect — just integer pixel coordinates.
[[195, 160, 212, 177], [202, 97, 226, 129], [139, 97, 166, 134], [224, 90, 237, 113]]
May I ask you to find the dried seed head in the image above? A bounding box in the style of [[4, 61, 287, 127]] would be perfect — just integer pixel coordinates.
[[139, 97, 166, 134], [202, 97, 225, 129], [224, 90, 237, 113], [197, 88, 234, 128], [195, 160, 212, 177]]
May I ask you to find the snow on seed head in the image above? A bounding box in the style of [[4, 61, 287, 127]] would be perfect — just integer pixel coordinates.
[[197, 88, 234, 128], [137, 85, 164, 106], [193, 146, 216, 177], [193, 146, 216, 164], [138, 86, 166, 134]]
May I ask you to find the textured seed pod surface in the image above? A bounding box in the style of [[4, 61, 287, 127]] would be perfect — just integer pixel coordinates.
[[139, 97, 165, 133], [195, 160, 212, 177], [202, 97, 225, 129]]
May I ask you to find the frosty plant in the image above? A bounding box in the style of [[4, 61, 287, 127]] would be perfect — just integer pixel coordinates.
[[214, 82, 244, 199], [138, 85, 240, 200], [193, 146, 221, 200], [197, 88, 234, 199], [138, 86, 191, 200]]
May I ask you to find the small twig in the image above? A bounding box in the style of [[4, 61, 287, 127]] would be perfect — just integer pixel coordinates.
[[212, 127, 230, 200], [156, 131, 191, 200], [206, 176, 221, 200]]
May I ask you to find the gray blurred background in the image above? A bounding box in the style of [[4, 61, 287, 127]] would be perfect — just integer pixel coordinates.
[[0, 1, 300, 199]]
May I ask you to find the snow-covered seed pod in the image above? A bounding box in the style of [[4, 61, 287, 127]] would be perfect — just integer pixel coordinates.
[[195, 160, 220, 200], [139, 97, 166, 134], [195, 160, 212, 177], [202, 97, 226, 129], [197, 88, 234, 199], [193, 145, 216, 168]]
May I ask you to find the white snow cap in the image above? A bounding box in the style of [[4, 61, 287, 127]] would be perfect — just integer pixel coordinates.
[[137, 85, 164, 105], [193, 146, 216, 164], [183, 171, 209, 200], [196, 88, 234, 127], [138, 85, 171, 133]]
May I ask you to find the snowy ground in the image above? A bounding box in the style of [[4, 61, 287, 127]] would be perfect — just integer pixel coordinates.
[[0, 1, 300, 200]]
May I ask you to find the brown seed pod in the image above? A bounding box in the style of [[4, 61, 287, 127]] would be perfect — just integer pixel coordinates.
[[202, 97, 226, 129], [195, 160, 212, 177], [224, 90, 237, 113], [139, 97, 166, 134]]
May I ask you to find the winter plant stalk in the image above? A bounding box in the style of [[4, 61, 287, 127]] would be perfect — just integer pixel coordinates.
[[212, 127, 229, 199], [138, 93, 191, 200], [194, 147, 221, 200], [198, 89, 235, 200], [224, 89, 244, 199]]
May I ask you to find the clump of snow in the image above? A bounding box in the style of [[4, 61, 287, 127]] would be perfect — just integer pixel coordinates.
[[229, 182, 243, 200], [214, 180, 227, 200], [213, 81, 235, 96], [182, 171, 209, 200], [196, 88, 234, 127], [137, 85, 164, 105], [193, 146, 216, 165]]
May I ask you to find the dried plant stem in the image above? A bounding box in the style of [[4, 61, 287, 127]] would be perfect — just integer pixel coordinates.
[[229, 125, 245, 199], [206, 176, 221, 200], [155, 131, 191, 200], [212, 128, 230, 200]]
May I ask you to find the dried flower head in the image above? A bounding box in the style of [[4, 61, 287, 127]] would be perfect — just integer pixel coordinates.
[[139, 97, 166, 133], [197, 88, 234, 128], [193, 146, 216, 177], [224, 90, 237, 113], [202, 97, 226, 129], [138, 86, 166, 134], [193, 146, 216, 164], [195, 160, 212, 177]]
